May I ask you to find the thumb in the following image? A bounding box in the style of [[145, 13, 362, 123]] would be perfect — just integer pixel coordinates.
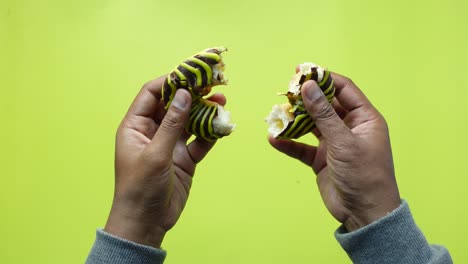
[[151, 89, 191, 153], [302, 80, 350, 141]]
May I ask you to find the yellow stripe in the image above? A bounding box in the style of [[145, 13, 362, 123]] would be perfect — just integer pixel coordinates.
[[188, 57, 213, 84], [181, 62, 202, 87], [322, 80, 334, 95], [206, 104, 218, 139], [290, 115, 311, 139], [283, 117, 299, 138], [295, 116, 313, 138], [174, 68, 186, 81], [318, 70, 330, 86], [198, 104, 213, 139], [165, 79, 178, 110], [282, 119, 296, 138], [301, 120, 316, 136], [190, 102, 206, 134], [168, 82, 177, 98], [196, 52, 221, 62], [284, 115, 304, 138]]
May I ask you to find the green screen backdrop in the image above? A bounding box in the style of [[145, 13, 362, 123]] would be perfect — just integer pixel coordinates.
[[1, 0, 467, 263]]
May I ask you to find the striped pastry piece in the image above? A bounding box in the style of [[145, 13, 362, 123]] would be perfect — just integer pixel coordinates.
[[275, 65, 335, 139], [162, 47, 227, 110], [161, 47, 233, 141], [188, 99, 224, 141]]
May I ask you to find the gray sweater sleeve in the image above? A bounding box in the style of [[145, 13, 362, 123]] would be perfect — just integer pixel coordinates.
[[335, 200, 452, 264], [85, 229, 166, 264], [85, 201, 451, 264]]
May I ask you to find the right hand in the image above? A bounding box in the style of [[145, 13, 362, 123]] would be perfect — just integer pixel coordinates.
[[269, 73, 401, 231]]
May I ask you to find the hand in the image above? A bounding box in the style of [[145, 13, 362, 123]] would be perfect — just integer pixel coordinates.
[[269, 73, 401, 231], [104, 76, 225, 247]]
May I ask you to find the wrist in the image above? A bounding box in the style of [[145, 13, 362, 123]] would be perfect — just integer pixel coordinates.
[[344, 197, 401, 232], [104, 204, 167, 248]]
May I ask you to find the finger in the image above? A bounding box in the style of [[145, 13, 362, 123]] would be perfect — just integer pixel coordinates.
[[186, 137, 217, 164], [311, 127, 322, 139], [150, 89, 191, 154], [268, 135, 318, 167], [301, 80, 352, 142], [122, 114, 159, 140], [332, 99, 348, 120], [206, 93, 226, 106], [330, 72, 373, 112], [127, 75, 167, 119]]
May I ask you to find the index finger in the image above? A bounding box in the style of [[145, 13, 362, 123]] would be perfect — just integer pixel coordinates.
[[330, 72, 373, 112], [126, 75, 167, 119]]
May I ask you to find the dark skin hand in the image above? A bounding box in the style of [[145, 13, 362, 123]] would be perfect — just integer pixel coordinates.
[[269, 72, 401, 231], [104, 76, 226, 248], [104, 68, 399, 251]]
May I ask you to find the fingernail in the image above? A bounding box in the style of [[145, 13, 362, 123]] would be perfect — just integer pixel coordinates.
[[172, 90, 189, 110], [304, 81, 322, 101]]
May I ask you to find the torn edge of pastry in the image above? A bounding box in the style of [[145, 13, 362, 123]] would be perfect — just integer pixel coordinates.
[[266, 62, 331, 139], [288, 63, 325, 95], [204, 47, 235, 139], [193, 46, 229, 97], [265, 103, 294, 138], [213, 104, 236, 137], [209, 47, 228, 84]]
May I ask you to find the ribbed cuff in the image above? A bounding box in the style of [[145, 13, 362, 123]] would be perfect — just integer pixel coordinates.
[[335, 200, 452, 264], [86, 229, 167, 264]]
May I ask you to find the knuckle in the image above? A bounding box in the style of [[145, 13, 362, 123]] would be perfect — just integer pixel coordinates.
[[337, 75, 357, 92], [123, 115, 138, 128], [342, 76, 355, 87], [376, 112, 388, 124], [141, 80, 153, 90], [368, 110, 390, 132], [314, 101, 336, 120], [376, 113, 388, 126], [379, 117, 390, 134], [161, 110, 185, 131]]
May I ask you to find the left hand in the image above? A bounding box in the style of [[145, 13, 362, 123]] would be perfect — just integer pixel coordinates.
[[104, 76, 226, 248]]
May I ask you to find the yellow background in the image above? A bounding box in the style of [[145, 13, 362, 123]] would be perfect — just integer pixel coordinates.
[[1, 0, 467, 263]]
